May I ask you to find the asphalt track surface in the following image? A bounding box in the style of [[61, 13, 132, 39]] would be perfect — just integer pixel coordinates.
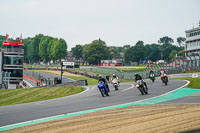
[[0, 80, 187, 127]]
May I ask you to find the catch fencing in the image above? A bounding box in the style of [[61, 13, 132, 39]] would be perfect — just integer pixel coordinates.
[[123, 55, 200, 80], [123, 65, 162, 80], [24, 54, 200, 84], [80, 67, 122, 79]]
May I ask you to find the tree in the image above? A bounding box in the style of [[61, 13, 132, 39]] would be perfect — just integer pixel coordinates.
[[124, 46, 134, 63], [82, 44, 89, 64], [82, 39, 109, 65], [0, 35, 6, 48], [144, 44, 152, 60], [71, 44, 83, 64], [28, 34, 44, 63], [109, 46, 121, 59], [124, 42, 145, 64], [177, 37, 186, 47], [158, 36, 174, 61], [169, 50, 177, 60], [123, 45, 130, 50], [23, 37, 33, 63], [51, 38, 67, 63], [39, 36, 53, 63], [158, 36, 174, 46], [136, 40, 144, 46], [47, 38, 57, 62], [149, 44, 161, 61]]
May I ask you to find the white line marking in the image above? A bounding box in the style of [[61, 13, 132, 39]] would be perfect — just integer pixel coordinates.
[[23, 79, 34, 88], [121, 84, 134, 91]]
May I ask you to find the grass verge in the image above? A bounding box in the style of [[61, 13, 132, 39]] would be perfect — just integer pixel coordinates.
[[171, 78, 200, 89], [0, 86, 84, 106]]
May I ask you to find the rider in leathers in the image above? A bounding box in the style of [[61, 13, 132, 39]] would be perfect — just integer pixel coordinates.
[[111, 74, 120, 83], [135, 73, 148, 89], [98, 75, 110, 92], [160, 68, 168, 81]]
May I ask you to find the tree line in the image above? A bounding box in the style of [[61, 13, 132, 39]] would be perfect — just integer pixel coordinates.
[[0, 34, 185, 65], [0, 34, 67, 64], [72, 36, 185, 65]]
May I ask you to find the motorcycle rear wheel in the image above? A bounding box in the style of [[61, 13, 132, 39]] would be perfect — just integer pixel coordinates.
[[144, 86, 148, 94]]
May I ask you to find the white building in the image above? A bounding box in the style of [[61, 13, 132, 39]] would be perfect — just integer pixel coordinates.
[[185, 22, 200, 56]]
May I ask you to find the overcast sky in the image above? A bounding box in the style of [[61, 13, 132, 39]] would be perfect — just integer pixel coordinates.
[[0, 0, 200, 50]]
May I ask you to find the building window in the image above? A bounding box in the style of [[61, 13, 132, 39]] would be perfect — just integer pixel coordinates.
[[4, 69, 23, 77], [3, 56, 23, 65]]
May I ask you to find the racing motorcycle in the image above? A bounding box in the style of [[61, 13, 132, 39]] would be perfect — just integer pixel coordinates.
[[112, 79, 119, 90], [136, 80, 148, 95], [149, 73, 155, 82], [161, 74, 168, 85], [98, 81, 109, 97]]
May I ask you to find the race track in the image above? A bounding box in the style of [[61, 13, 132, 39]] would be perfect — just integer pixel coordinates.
[[0, 80, 187, 127]]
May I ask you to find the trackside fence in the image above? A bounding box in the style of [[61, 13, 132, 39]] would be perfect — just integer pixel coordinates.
[[24, 55, 200, 83]]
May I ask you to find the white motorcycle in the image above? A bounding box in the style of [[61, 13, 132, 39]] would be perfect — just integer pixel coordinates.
[[112, 79, 119, 91], [136, 80, 148, 95]]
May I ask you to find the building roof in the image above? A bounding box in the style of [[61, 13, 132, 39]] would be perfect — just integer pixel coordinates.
[[185, 26, 200, 33]]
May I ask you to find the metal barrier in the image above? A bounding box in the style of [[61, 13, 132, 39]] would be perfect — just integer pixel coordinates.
[[23, 70, 88, 87], [80, 67, 122, 79], [23, 71, 61, 86], [122, 55, 200, 80], [0, 72, 11, 89]]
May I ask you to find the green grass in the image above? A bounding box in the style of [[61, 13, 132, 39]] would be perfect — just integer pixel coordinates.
[[0, 86, 84, 106], [120, 79, 133, 82], [24, 64, 59, 68], [171, 78, 200, 89]]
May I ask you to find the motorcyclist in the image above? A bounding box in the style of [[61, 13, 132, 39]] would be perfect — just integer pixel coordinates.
[[134, 73, 148, 89], [160, 68, 168, 81], [98, 75, 110, 92], [149, 70, 155, 78], [98, 81, 109, 95], [111, 74, 120, 83]]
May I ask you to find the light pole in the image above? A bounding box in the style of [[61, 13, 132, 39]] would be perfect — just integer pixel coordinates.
[[61, 62, 63, 84]]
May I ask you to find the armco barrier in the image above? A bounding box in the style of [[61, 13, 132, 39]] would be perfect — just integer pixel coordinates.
[[23, 75, 43, 86]]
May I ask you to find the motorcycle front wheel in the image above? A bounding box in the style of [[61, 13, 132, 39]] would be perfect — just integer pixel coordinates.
[[114, 85, 118, 90], [138, 87, 145, 95]]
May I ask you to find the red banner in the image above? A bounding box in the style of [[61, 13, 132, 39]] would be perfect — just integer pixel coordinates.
[[3, 42, 24, 47]]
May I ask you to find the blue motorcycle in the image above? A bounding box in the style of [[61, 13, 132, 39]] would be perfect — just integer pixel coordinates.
[[98, 81, 109, 97]]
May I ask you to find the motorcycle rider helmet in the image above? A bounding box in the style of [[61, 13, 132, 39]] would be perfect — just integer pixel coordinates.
[[99, 75, 103, 79], [113, 74, 116, 78], [134, 73, 138, 76]]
